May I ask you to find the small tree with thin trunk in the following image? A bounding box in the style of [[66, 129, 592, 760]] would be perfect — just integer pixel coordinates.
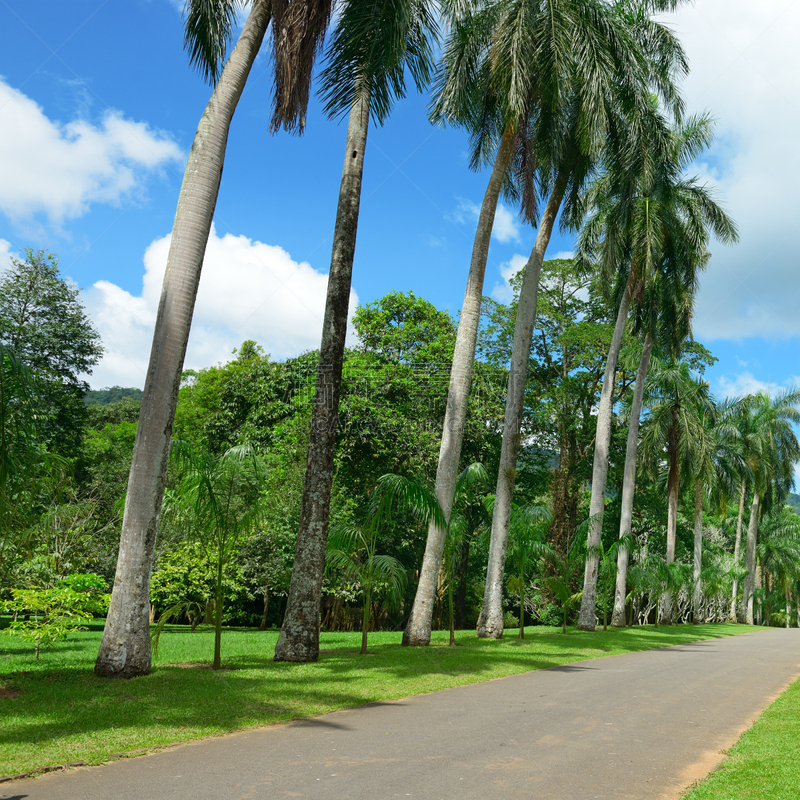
[[160, 444, 263, 670]]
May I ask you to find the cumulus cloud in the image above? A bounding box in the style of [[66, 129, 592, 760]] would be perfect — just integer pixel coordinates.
[[666, 1, 800, 340], [714, 371, 800, 400], [0, 77, 182, 224], [0, 239, 15, 266], [84, 225, 357, 388], [451, 199, 520, 243], [491, 253, 529, 302]]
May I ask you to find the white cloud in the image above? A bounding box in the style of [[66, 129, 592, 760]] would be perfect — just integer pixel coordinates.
[[451, 199, 520, 243], [551, 250, 574, 261], [492, 203, 521, 243], [714, 370, 800, 400], [491, 253, 529, 302], [0, 77, 182, 224], [665, 2, 800, 340], [0, 239, 15, 266], [85, 225, 357, 388]]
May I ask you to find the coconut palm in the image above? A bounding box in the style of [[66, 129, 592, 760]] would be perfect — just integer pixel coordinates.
[[576, 112, 738, 630], [274, 0, 439, 663], [406, 0, 690, 646], [739, 391, 800, 624], [96, 0, 333, 678]]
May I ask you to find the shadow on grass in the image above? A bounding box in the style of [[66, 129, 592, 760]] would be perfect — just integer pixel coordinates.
[[0, 623, 756, 775]]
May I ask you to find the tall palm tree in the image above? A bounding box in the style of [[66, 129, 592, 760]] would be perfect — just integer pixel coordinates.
[[610, 229, 696, 627], [688, 401, 742, 622], [740, 391, 800, 624], [95, 0, 335, 678], [576, 113, 738, 630], [719, 395, 754, 622], [405, 0, 689, 646], [756, 508, 800, 627], [274, 0, 439, 663], [639, 361, 714, 623], [97, 1, 272, 678]]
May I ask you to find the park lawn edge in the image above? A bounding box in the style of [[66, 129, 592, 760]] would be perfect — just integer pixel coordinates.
[[0, 623, 760, 779], [681, 662, 800, 799]]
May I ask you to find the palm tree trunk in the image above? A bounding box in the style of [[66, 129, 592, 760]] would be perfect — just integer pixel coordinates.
[[402, 126, 516, 647], [259, 587, 270, 631], [213, 559, 223, 670], [659, 420, 680, 625], [729, 478, 746, 622], [743, 492, 760, 624], [94, 1, 271, 678], [692, 479, 703, 623], [274, 95, 370, 663], [611, 334, 653, 627], [577, 270, 636, 631], [360, 588, 370, 655], [477, 175, 568, 639], [448, 582, 455, 646]]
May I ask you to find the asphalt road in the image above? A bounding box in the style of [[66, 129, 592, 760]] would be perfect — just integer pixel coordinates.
[[5, 628, 800, 800]]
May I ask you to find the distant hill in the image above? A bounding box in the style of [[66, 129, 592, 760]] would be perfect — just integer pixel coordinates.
[[85, 386, 144, 406], [788, 494, 800, 515]]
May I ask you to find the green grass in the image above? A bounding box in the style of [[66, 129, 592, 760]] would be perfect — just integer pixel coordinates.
[[0, 621, 755, 777], [683, 672, 800, 799]]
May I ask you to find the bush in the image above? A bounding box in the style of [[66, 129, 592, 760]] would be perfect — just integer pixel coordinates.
[[503, 611, 519, 629], [1, 573, 110, 659]]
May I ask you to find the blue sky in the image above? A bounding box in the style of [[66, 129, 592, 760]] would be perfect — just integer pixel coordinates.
[[1, 0, 799, 412]]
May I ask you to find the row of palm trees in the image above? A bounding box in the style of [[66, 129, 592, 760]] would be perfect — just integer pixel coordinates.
[[607, 355, 800, 628], [95, 0, 753, 675]]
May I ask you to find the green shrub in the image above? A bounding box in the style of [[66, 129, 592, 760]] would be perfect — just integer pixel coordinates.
[[503, 611, 519, 629], [1, 573, 110, 659]]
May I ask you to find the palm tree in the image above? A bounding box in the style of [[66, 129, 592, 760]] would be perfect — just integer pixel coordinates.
[[740, 391, 800, 624], [274, 0, 439, 663], [718, 396, 753, 622], [326, 526, 407, 656], [576, 113, 738, 630], [542, 521, 586, 634], [441, 463, 489, 645], [639, 361, 714, 623], [406, 0, 689, 646], [96, 0, 333, 678], [160, 444, 264, 670], [610, 247, 696, 627], [502, 504, 552, 638], [687, 398, 745, 622], [609, 335, 654, 626], [755, 508, 800, 628]]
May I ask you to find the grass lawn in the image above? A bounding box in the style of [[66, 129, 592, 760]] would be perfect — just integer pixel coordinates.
[[0, 620, 755, 777], [683, 672, 800, 800]]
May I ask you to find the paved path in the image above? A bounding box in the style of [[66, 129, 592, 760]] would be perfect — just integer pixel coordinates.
[[5, 629, 800, 800]]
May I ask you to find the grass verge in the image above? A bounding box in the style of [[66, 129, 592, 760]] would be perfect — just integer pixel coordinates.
[[0, 621, 755, 777], [683, 671, 800, 799]]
